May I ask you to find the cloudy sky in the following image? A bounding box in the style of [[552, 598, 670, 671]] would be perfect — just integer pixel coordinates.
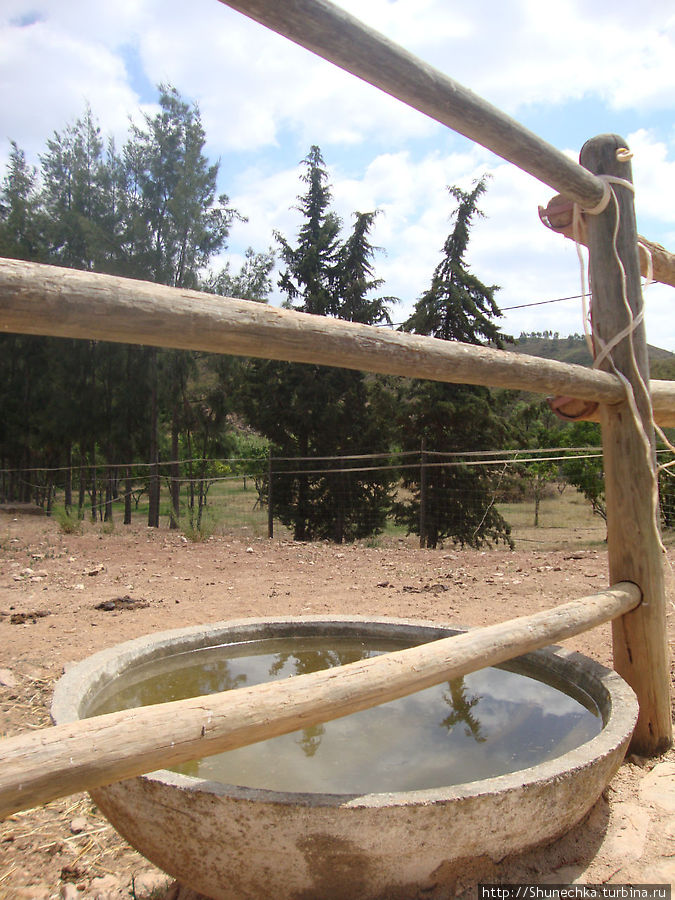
[[2, 0, 674, 350]]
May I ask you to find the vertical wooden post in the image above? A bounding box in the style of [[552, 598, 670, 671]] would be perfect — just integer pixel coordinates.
[[419, 438, 428, 548], [580, 134, 672, 755], [267, 454, 274, 540]]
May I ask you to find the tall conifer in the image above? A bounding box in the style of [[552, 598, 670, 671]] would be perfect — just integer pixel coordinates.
[[241, 148, 396, 542], [397, 177, 513, 549]]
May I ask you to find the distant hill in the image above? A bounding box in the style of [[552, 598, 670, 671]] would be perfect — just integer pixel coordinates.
[[510, 333, 675, 378]]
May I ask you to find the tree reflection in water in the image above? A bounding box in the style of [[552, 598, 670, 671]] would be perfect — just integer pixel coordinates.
[[269, 647, 369, 757], [170, 660, 247, 778], [267, 651, 487, 756], [188, 660, 247, 701], [440, 678, 486, 743]]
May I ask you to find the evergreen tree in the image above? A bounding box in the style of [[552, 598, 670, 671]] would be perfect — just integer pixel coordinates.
[[121, 84, 241, 526], [38, 108, 150, 522], [397, 177, 513, 549], [122, 84, 238, 289], [0, 142, 59, 505], [0, 87, 250, 527], [241, 147, 397, 542], [275, 145, 341, 316], [40, 106, 112, 271], [0, 142, 43, 261], [203, 247, 275, 302], [336, 210, 394, 325], [404, 179, 502, 344]]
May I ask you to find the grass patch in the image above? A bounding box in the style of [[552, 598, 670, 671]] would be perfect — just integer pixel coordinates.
[[53, 506, 83, 535], [41, 478, 621, 551]]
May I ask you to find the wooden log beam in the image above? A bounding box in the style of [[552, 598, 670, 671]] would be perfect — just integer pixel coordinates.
[[0, 583, 640, 820], [3, 259, 674, 422], [540, 193, 675, 289], [580, 135, 672, 756], [217, 0, 605, 209], [552, 380, 675, 429], [0, 257, 637, 404]]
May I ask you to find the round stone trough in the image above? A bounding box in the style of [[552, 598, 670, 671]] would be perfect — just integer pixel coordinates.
[[51, 616, 638, 900]]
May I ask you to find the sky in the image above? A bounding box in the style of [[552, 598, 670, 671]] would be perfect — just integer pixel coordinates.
[[1, 0, 674, 351]]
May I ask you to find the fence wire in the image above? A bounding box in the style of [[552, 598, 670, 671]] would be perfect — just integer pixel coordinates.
[[1, 448, 673, 551]]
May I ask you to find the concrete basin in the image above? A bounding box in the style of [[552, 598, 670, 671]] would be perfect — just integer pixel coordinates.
[[51, 616, 637, 899]]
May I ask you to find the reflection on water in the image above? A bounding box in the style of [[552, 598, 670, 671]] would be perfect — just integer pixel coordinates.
[[440, 679, 486, 743], [90, 635, 601, 794]]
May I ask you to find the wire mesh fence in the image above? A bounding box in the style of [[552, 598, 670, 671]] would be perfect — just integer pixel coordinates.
[[1, 447, 674, 551]]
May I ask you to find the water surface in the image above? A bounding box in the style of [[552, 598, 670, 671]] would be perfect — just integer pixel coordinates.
[[90, 635, 601, 793]]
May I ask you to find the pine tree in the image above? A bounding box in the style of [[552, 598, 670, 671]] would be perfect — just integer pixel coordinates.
[[336, 210, 394, 325], [241, 148, 397, 542], [0, 142, 43, 261], [204, 247, 275, 302], [404, 178, 502, 344], [0, 143, 61, 506], [275, 145, 341, 316], [122, 84, 238, 289], [397, 177, 513, 549], [122, 85, 241, 526], [39, 106, 111, 270]]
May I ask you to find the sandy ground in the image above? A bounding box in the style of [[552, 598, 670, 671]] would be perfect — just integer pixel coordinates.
[[0, 510, 673, 899]]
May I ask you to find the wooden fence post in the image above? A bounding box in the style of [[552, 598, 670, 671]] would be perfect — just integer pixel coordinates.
[[419, 438, 428, 548], [580, 134, 672, 755], [267, 455, 274, 540]]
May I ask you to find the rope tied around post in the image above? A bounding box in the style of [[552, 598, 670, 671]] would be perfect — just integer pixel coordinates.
[[569, 148, 673, 568], [579, 154, 674, 461], [542, 149, 654, 425], [548, 147, 673, 464]]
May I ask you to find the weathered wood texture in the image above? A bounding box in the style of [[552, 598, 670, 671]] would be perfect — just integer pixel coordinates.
[[218, 0, 605, 209], [564, 381, 675, 428], [0, 257, 654, 407], [0, 583, 640, 820], [540, 193, 675, 288], [580, 135, 672, 755]]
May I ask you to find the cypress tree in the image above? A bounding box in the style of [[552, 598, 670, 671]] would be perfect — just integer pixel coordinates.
[[397, 177, 513, 549], [241, 147, 396, 542]]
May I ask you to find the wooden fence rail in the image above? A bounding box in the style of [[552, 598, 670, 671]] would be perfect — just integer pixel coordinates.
[[2, 258, 675, 425], [0, 583, 641, 820]]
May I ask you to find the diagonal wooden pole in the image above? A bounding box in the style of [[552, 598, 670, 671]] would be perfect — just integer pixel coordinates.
[[217, 0, 605, 208], [0, 584, 640, 819]]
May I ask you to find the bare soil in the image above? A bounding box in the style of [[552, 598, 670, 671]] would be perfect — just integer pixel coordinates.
[[0, 511, 673, 899]]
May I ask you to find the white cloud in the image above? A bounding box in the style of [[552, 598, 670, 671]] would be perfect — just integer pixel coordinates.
[[3, 0, 674, 160], [0, 20, 137, 159], [628, 129, 675, 226], [1, 0, 673, 349]]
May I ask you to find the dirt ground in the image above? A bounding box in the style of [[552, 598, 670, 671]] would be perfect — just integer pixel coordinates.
[[0, 510, 673, 899]]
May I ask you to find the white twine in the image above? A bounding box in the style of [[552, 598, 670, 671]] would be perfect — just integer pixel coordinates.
[[573, 148, 671, 562]]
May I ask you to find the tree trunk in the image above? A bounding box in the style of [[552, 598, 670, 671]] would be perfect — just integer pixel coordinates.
[[419, 439, 428, 548], [170, 414, 180, 529], [90, 450, 97, 523], [104, 468, 114, 522], [78, 459, 86, 516], [147, 348, 160, 528], [64, 443, 72, 510], [124, 467, 132, 525]]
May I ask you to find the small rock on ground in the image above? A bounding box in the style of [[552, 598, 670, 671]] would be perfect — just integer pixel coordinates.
[[132, 869, 172, 895], [69, 816, 88, 834]]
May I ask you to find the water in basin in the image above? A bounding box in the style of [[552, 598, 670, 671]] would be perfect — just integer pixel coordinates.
[[89, 635, 601, 794]]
